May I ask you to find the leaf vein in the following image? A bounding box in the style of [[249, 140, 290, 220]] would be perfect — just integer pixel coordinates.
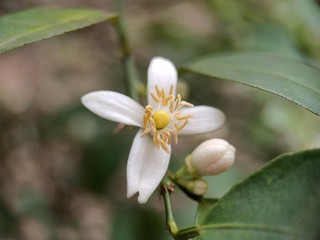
[[198, 223, 309, 236]]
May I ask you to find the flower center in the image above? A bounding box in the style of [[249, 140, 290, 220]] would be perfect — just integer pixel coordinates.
[[141, 84, 194, 153], [153, 110, 170, 129]]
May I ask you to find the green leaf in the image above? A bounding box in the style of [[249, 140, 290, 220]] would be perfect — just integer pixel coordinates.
[[195, 198, 218, 225], [0, 8, 117, 54], [194, 149, 320, 240], [181, 53, 320, 115]]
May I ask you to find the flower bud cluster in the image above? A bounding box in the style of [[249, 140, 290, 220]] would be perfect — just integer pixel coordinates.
[[175, 138, 236, 197]]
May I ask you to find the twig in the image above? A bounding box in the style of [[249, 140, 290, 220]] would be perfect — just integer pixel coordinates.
[[115, 0, 141, 101]]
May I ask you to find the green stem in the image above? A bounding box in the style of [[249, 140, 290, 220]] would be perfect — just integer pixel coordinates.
[[161, 178, 179, 236], [115, 0, 140, 101], [173, 164, 189, 179], [174, 226, 199, 240]]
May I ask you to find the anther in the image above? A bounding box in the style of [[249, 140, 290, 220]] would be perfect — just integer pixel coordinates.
[[169, 100, 175, 113], [179, 119, 189, 131], [169, 84, 173, 95], [174, 124, 179, 144], [155, 85, 162, 98], [173, 111, 180, 118], [150, 92, 160, 103], [165, 95, 174, 106], [160, 140, 170, 153], [161, 88, 165, 99], [177, 94, 181, 110], [177, 114, 192, 121], [164, 130, 171, 145], [141, 128, 151, 137], [181, 101, 194, 107], [150, 118, 157, 132], [153, 133, 160, 149]]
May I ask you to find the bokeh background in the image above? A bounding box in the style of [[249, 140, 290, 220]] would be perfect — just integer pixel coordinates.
[[0, 0, 319, 239]]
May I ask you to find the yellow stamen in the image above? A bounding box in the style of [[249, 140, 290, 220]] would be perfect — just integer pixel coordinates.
[[163, 129, 171, 145], [165, 95, 174, 106], [143, 105, 153, 128], [141, 84, 194, 152], [160, 139, 170, 153], [177, 114, 192, 121], [161, 88, 165, 99], [155, 85, 162, 98], [174, 125, 179, 144], [177, 94, 181, 110], [153, 132, 160, 149], [181, 101, 194, 107], [150, 118, 157, 132], [173, 110, 180, 119], [169, 85, 173, 95], [141, 128, 151, 137], [150, 92, 160, 103], [169, 100, 175, 113], [179, 119, 189, 131]]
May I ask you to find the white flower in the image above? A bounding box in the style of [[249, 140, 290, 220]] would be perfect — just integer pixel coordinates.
[[81, 57, 225, 203]]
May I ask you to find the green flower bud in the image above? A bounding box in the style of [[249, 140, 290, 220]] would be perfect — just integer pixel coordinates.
[[177, 178, 208, 196], [189, 179, 208, 195]]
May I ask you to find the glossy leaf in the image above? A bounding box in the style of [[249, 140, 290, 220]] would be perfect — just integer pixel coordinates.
[[0, 8, 117, 54], [181, 53, 320, 115], [194, 149, 320, 240], [195, 198, 218, 225]]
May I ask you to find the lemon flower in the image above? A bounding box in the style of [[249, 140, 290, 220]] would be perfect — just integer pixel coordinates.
[[81, 57, 225, 203]]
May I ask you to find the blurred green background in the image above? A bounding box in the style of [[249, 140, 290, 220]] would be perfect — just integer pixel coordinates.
[[0, 0, 319, 239]]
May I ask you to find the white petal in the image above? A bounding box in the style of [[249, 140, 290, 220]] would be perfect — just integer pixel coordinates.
[[126, 130, 171, 204], [126, 131, 145, 198], [81, 91, 144, 127], [147, 57, 177, 106], [179, 106, 225, 135]]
